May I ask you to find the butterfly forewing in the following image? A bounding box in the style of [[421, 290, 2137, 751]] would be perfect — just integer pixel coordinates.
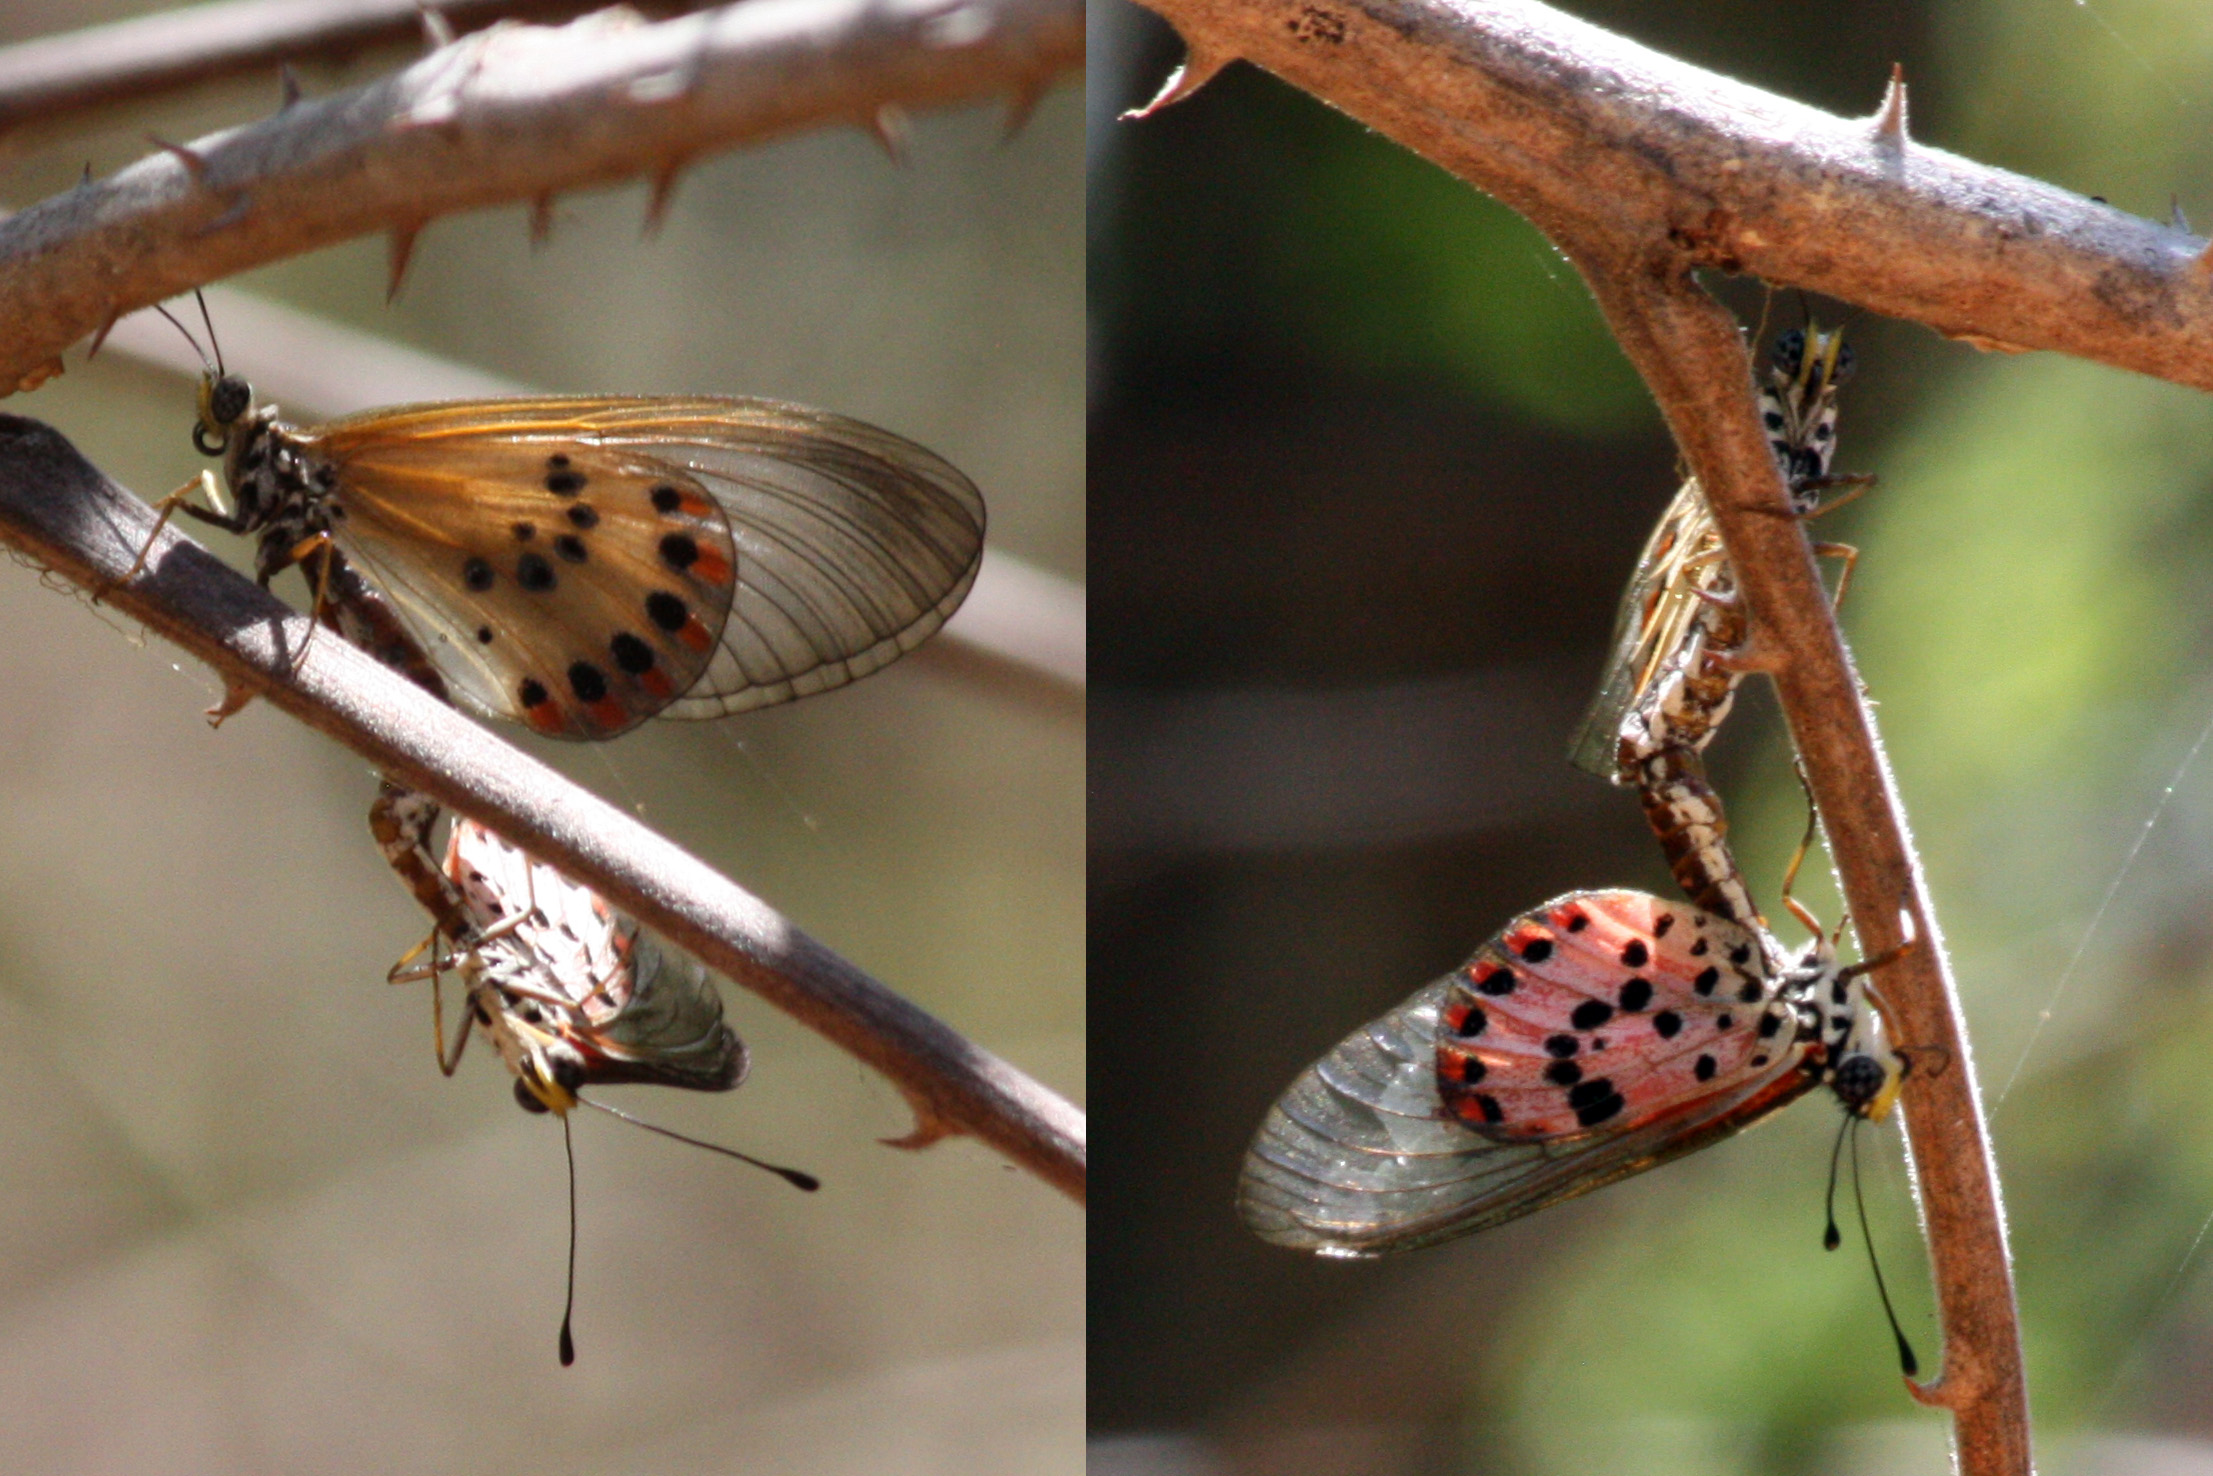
[[1238, 890, 1822, 1257], [1435, 891, 1797, 1139], [444, 818, 745, 1093], [307, 397, 984, 739]]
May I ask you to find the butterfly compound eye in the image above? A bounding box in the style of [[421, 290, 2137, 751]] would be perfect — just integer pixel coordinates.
[[1769, 329, 1807, 378], [209, 374, 252, 427]]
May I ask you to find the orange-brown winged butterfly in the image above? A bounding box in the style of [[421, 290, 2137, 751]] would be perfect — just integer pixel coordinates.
[[155, 314, 985, 739]]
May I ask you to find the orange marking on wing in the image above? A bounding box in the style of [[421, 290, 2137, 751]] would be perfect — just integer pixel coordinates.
[[678, 492, 716, 519], [639, 668, 674, 700], [678, 615, 714, 653], [586, 698, 629, 732], [690, 547, 733, 585], [525, 699, 567, 735]]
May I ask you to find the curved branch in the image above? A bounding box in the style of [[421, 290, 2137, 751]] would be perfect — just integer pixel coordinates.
[[1130, 0, 2213, 393], [0, 0, 1082, 390], [0, 414, 1086, 1203], [1586, 262, 2026, 1471]]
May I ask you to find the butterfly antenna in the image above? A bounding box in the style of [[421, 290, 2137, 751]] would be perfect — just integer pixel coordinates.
[[558, 1113, 579, 1367], [1850, 1118, 1920, 1377], [1822, 1109, 1850, 1251], [193, 288, 225, 375], [150, 302, 213, 375], [578, 1095, 820, 1191]]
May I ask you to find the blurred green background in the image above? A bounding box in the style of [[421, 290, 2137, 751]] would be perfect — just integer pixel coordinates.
[[1090, 0, 2213, 1471], [0, 3, 1081, 1472]]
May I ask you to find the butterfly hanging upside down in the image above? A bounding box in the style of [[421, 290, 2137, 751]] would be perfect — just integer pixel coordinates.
[[1237, 888, 1904, 1258], [383, 803, 753, 1115], [134, 341, 986, 740]]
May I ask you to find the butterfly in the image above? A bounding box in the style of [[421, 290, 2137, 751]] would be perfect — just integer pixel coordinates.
[[384, 805, 816, 1366], [387, 807, 750, 1115], [144, 333, 985, 740], [1567, 325, 1858, 785], [1236, 888, 1901, 1258]]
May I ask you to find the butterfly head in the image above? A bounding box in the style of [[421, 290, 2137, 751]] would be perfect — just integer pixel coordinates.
[[192, 370, 255, 456], [508, 1033, 586, 1116], [1761, 323, 1851, 493], [1807, 940, 1906, 1122]]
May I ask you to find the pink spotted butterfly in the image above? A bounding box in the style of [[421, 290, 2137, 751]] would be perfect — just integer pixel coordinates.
[[155, 349, 984, 740], [426, 814, 748, 1115], [1238, 889, 1899, 1257]]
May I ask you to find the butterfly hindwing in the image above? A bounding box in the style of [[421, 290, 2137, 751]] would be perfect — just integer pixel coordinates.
[[307, 397, 984, 739], [1238, 970, 1823, 1257]]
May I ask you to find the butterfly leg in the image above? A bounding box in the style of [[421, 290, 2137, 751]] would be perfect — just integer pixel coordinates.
[[277, 532, 341, 680], [1812, 540, 1860, 607], [101, 471, 238, 596], [434, 965, 473, 1077]]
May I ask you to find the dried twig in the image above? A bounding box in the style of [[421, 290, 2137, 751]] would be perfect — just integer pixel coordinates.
[[1123, 0, 2049, 1467], [0, 415, 1087, 1202], [0, 0, 1082, 391]]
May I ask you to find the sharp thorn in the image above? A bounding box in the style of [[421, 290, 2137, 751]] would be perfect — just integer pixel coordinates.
[[1870, 62, 1909, 146], [418, 3, 455, 49], [879, 1088, 964, 1151], [86, 311, 121, 360], [2174, 195, 2193, 234], [867, 104, 912, 163], [207, 678, 257, 727], [147, 134, 209, 183], [1121, 44, 1234, 121], [1001, 81, 1044, 143], [529, 192, 555, 247], [643, 165, 683, 236], [278, 62, 302, 110], [386, 221, 421, 302], [78, 161, 92, 187]]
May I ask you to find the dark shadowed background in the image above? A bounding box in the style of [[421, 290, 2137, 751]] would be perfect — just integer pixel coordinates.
[[1091, 0, 2213, 1471]]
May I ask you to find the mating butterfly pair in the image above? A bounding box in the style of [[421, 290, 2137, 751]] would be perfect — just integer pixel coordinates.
[[1239, 326, 1897, 1256]]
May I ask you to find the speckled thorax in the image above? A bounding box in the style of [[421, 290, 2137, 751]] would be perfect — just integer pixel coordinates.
[[221, 406, 343, 585]]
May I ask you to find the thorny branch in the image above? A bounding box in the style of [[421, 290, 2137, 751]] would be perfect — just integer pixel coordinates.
[[0, 0, 674, 138], [0, 0, 1082, 392], [1118, 0, 2064, 1468], [0, 416, 1087, 1202]]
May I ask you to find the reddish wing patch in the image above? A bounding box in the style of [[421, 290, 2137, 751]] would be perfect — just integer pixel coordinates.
[[1436, 890, 1804, 1141]]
